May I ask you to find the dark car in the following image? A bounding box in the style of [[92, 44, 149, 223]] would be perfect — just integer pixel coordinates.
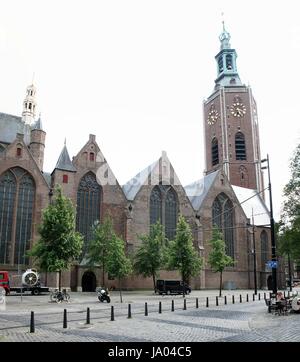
[[156, 279, 191, 295]]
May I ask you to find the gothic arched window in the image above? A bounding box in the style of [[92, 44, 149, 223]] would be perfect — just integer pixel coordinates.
[[212, 138, 219, 166], [165, 188, 178, 240], [150, 185, 178, 240], [76, 172, 101, 257], [235, 132, 247, 160], [0, 168, 35, 265], [14, 173, 35, 265], [150, 186, 162, 225], [261, 230, 268, 269], [212, 193, 235, 259]]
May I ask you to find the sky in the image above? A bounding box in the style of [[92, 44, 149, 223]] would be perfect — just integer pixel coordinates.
[[0, 0, 300, 219]]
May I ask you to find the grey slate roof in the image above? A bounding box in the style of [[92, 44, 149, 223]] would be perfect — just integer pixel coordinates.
[[122, 160, 158, 201], [54, 145, 76, 172], [184, 170, 219, 211], [232, 185, 270, 226], [42, 172, 52, 187], [0, 112, 31, 145]]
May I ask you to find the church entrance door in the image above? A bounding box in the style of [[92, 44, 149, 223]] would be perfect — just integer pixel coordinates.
[[82, 271, 96, 292]]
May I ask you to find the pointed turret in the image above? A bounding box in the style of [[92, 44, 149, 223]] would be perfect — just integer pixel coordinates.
[[54, 141, 76, 172]]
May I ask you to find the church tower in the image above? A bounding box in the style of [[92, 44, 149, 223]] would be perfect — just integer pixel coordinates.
[[22, 83, 37, 125], [203, 23, 263, 193]]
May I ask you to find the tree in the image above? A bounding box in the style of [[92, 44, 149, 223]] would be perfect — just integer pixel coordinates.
[[280, 144, 300, 260], [133, 221, 166, 292], [106, 235, 132, 303], [28, 186, 83, 290], [208, 227, 234, 297], [166, 215, 203, 297], [88, 216, 115, 287]]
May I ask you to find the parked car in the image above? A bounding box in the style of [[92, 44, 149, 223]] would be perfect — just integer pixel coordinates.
[[156, 279, 191, 295]]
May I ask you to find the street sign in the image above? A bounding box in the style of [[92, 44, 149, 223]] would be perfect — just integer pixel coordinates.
[[267, 260, 278, 268]]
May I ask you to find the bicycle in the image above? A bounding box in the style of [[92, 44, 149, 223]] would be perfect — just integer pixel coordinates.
[[50, 289, 70, 303]]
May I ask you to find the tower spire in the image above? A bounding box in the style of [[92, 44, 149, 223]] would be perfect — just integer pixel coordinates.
[[22, 82, 37, 125]]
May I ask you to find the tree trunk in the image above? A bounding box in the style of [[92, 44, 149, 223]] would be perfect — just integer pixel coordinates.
[[152, 274, 156, 293], [182, 274, 185, 298], [102, 264, 105, 287], [119, 277, 123, 303], [58, 270, 62, 292], [219, 271, 223, 297]]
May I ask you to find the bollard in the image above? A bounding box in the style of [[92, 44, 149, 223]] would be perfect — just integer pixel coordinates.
[[30, 311, 35, 333], [171, 300, 174, 312], [196, 298, 199, 309], [253, 294, 255, 301], [63, 309, 67, 329], [206, 297, 209, 308], [240, 294, 242, 303], [216, 296, 219, 306], [128, 303, 132, 319], [86, 307, 90, 324], [145, 302, 148, 316], [159, 301, 162, 314], [232, 295, 235, 304], [247, 294, 249, 302], [224, 295, 227, 305], [258, 293, 261, 301], [111, 306, 115, 321], [269, 292, 272, 299], [183, 299, 187, 310], [264, 292, 266, 300]]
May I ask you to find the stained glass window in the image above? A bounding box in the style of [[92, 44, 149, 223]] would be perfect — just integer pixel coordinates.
[[212, 193, 235, 259], [76, 172, 101, 257], [150, 186, 162, 225], [0, 171, 16, 264], [14, 174, 35, 265], [261, 230, 268, 269], [165, 188, 178, 240]]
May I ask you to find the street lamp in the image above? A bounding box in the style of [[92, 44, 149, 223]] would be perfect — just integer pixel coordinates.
[[261, 154, 277, 294], [247, 212, 257, 295]]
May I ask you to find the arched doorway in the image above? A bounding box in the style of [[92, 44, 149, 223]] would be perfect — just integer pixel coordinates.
[[267, 275, 273, 290], [82, 271, 96, 292]]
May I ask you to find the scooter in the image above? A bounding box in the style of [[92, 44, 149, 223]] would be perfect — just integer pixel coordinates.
[[97, 287, 111, 303]]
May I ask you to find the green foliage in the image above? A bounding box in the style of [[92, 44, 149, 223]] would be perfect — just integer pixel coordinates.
[[208, 227, 234, 273], [279, 144, 300, 260], [133, 221, 166, 290], [88, 216, 114, 268], [106, 235, 132, 280], [167, 215, 203, 283], [28, 186, 83, 272]]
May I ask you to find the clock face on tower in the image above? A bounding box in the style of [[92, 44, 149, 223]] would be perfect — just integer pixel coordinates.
[[207, 105, 219, 125], [230, 98, 246, 118]]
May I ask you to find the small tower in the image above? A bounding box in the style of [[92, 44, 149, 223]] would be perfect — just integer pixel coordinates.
[[51, 140, 77, 199], [30, 114, 46, 171], [22, 83, 37, 125]]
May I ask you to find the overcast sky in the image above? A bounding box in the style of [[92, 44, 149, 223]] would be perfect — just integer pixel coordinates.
[[1, 0, 300, 219]]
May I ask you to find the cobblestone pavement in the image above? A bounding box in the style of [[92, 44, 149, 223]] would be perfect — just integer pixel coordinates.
[[0, 289, 299, 342]]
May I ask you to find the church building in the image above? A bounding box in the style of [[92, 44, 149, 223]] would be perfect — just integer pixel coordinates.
[[0, 25, 283, 291]]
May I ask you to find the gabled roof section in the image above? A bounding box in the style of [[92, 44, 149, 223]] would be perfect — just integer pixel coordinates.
[[123, 160, 158, 201], [122, 151, 183, 201], [184, 170, 220, 211], [232, 185, 270, 226], [54, 144, 76, 172], [0, 112, 31, 145]]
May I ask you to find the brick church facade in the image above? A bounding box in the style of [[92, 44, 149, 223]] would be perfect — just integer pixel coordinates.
[[0, 26, 284, 291]]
